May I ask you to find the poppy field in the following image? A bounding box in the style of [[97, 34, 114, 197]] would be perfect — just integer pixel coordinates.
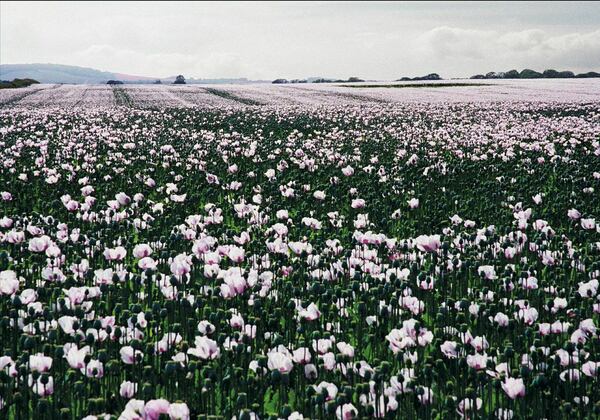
[[1, 98, 600, 419]]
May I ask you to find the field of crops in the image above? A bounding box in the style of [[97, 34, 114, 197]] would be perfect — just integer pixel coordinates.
[[1, 85, 600, 419], [2, 79, 600, 109]]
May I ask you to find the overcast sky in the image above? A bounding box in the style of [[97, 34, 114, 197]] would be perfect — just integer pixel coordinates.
[[2, 1, 599, 79]]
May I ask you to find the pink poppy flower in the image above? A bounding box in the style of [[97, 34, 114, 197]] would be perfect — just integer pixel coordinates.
[[120, 346, 143, 364], [502, 377, 525, 399], [29, 354, 53, 372], [336, 403, 358, 420], [144, 399, 171, 420], [0, 216, 13, 228], [103, 246, 127, 261], [28, 236, 51, 253], [66, 346, 90, 369], [0, 270, 20, 296], [267, 350, 294, 373], [116, 192, 131, 205], [441, 341, 459, 359], [168, 403, 190, 420], [299, 303, 321, 321], [582, 361, 600, 377], [138, 257, 157, 270], [581, 218, 596, 230], [227, 246, 245, 263], [457, 398, 482, 417], [415, 235, 441, 252], [292, 347, 312, 364], [133, 244, 153, 258], [187, 336, 220, 360], [170, 254, 191, 277], [567, 208, 581, 220], [81, 359, 104, 378], [351, 199, 365, 209], [466, 354, 488, 370], [29, 375, 54, 396], [119, 380, 138, 399], [560, 369, 581, 382]]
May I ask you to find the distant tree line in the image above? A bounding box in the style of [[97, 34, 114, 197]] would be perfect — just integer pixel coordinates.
[[274, 69, 600, 85], [108, 77, 180, 85], [273, 76, 364, 84], [471, 69, 600, 79], [272, 79, 308, 84], [0, 78, 40, 89], [396, 73, 442, 82]]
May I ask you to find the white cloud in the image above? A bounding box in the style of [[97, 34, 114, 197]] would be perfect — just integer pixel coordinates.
[[420, 27, 600, 74], [421, 27, 496, 60], [499, 29, 547, 52], [68, 45, 261, 79]]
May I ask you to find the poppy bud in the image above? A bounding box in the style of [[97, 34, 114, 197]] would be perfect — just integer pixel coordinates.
[[142, 382, 154, 399], [271, 370, 281, 384], [165, 361, 178, 375], [36, 399, 50, 414]]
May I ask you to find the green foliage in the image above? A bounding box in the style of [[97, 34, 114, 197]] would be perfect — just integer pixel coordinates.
[[340, 82, 489, 89], [519, 69, 543, 79], [204, 88, 262, 105], [0, 78, 40, 89], [471, 68, 598, 79]]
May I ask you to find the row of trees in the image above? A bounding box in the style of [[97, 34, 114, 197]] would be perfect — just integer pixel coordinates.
[[107, 76, 185, 85], [471, 69, 600, 79], [396, 73, 441, 82], [0, 78, 39, 89], [273, 76, 365, 84], [272, 79, 307, 84]]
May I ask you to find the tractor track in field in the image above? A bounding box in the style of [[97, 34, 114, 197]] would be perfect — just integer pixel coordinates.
[[202, 87, 264, 106], [0, 84, 59, 108], [71, 86, 89, 109], [111, 85, 134, 107]]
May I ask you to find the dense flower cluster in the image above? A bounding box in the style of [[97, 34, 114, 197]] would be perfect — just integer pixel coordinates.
[[0, 100, 599, 419]]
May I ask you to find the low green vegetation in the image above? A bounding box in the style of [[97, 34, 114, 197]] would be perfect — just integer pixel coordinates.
[[204, 88, 262, 105], [471, 69, 600, 79], [111, 86, 134, 107], [0, 78, 40, 89], [338, 82, 491, 89]]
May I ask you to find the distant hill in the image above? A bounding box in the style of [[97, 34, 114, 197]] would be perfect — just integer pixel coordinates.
[[0, 64, 270, 85], [0, 63, 155, 84]]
